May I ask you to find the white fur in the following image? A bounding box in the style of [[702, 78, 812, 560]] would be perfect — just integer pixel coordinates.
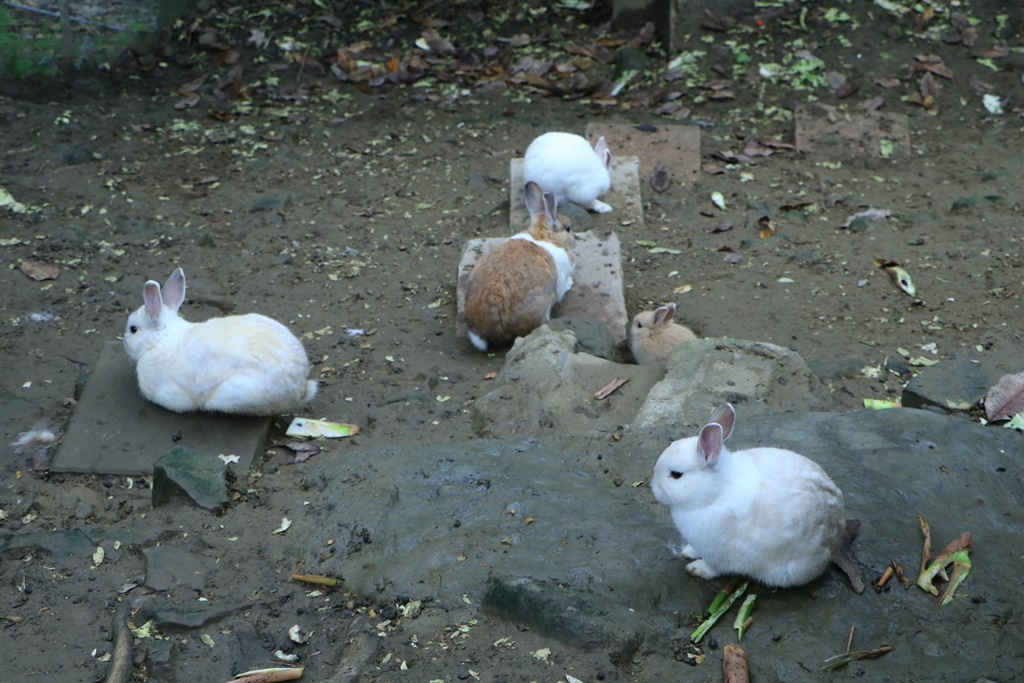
[[651, 404, 846, 587], [468, 330, 488, 352], [523, 132, 612, 213], [124, 268, 317, 416], [508, 233, 575, 299]]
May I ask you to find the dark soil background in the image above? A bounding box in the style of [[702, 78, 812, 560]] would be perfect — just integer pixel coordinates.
[[0, 0, 1022, 681]]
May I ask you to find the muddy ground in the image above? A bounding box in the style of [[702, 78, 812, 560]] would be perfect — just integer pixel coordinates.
[[1, 1, 1022, 681]]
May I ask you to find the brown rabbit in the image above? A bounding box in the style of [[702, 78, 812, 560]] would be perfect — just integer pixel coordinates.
[[465, 181, 575, 350], [629, 303, 698, 365]]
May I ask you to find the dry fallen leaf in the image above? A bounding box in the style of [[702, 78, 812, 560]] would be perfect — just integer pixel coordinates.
[[914, 54, 954, 79], [704, 220, 733, 234], [20, 261, 60, 281], [983, 371, 1024, 422], [594, 377, 629, 400], [177, 72, 211, 95], [174, 93, 201, 110]]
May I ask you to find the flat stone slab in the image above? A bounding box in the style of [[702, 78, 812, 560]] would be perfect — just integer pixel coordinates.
[[456, 232, 628, 347], [586, 121, 701, 190], [52, 341, 269, 476], [795, 106, 910, 158]]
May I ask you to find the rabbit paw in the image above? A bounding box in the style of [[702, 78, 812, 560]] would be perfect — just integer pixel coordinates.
[[681, 544, 699, 559], [585, 199, 613, 213], [685, 559, 720, 580]]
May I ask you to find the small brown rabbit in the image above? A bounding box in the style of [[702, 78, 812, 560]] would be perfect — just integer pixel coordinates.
[[629, 303, 698, 365], [465, 181, 575, 350]]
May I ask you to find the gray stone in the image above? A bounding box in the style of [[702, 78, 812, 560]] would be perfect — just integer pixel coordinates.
[[53, 341, 270, 476], [152, 446, 228, 511], [633, 337, 831, 431], [470, 326, 665, 438], [251, 192, 293, 211], [288, 408, 1023, 682], [145, 638, 175, 681], [144, 546, 217, 591], [0, 529, 95, 557], [902, 335, 1024, 412], [548, 317, 624, 362], [482, 576, 634, 649], [135, 598, 254, 629]]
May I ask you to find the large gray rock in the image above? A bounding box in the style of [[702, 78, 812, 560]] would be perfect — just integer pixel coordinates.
[[470, 326, 665, 438], [289, 408, 1023, 682], [633, 337, 832, 432], [902, 334, 1024, 412]]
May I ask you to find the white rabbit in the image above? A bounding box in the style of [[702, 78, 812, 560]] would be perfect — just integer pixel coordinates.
[[123, 268, 318, 415], [465, 181, 575, 350], [651, 403, 846, 587], [523, 132, 613, 213], [629, 302, 698, 365]]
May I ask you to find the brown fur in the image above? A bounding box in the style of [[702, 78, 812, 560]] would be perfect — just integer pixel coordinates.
[[465, 182, 574, 349], [629, 303, 698, 365]]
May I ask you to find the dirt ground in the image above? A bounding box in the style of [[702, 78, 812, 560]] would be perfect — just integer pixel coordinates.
[[1, 1, 1022, 681]]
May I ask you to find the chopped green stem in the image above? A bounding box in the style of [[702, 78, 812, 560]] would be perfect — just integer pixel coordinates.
[[691, 580, 749, 643], [733, 593, 757, 641]]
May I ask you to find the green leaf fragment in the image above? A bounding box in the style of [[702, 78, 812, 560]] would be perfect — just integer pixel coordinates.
[[1004, 414, 1024, 430], [863, 398, 900, 410]]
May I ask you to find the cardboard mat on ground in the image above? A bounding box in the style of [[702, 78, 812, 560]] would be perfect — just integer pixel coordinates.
[[585, 122, 701, 191], [52, 341, 270, 476], [795, 105, 910, 158]]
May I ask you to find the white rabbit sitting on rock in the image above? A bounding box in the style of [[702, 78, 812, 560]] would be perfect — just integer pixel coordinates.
[[651, 403, 846, 587], [123, 268, 317, 416], [523, 132, 613, 213]]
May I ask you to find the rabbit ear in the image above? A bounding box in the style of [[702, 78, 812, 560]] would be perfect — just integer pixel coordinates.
[[143, 281, 162, 322], [708, 403, 736, 441], [161, 268, 186, 313], [653, 303, 676, 326], [542, 191, 559, 225], [525, 181, 544, 217], [697, 423, 723, 463], [594, 136, 611, 169]]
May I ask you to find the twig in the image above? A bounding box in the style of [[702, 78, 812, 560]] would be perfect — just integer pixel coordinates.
[[820, 645, 893, 671], [296, 43, 313, 85], [103, 590, 137, 683], [3, 1, 126, 31], [845, 625, 855, 654]]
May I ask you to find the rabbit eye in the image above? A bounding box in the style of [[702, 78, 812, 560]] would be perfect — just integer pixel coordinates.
[[636, 322, 644, 329], [129, 325, 138, 334], [669, 471, 683, 479]]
